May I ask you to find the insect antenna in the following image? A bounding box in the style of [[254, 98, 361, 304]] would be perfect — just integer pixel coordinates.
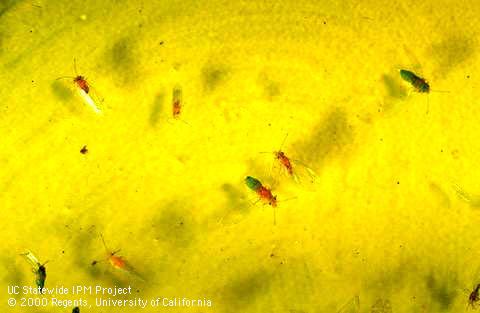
[[73, 57, 79, 77], [100, 234, 111, 254], [56, 76, 75, 81], [279, 133, 289, 151], [100, 234, 121, 255]]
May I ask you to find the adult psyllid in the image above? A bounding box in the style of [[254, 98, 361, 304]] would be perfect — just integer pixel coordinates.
[[95, 285, 132, 296]]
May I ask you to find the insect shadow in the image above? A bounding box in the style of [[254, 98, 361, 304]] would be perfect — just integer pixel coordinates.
[[294, 107, 354, 170], [430, 35, 475, 76], [201, 62, 230, 92], [220, 268, 274, 312], [149, 92, 165, 127], [50, 80, 78, 112], [106, 36, 140, 87], [382, 73, 407, 100], [425, 273, 458, 311], [151, 201, 198, 250]]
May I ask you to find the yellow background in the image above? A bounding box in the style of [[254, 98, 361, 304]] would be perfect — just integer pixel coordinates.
[[1, 0, 480, 312]]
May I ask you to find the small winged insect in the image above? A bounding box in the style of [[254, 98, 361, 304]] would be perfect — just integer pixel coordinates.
[[260, 134, 316, 184], [20, 250, 48, 290], [244, 175, 300, 225], [469, 284, 480, 308], [399, 69, 449, 114], [56, 58, 103, 114], [245, 176, 277, 207], [245, 176, 278, 223], [172, 85, 182, 119], [400, 69, 429, 93], [92, 234, 144, 281], [167, 85, 191, 126], [244, 175, 298, 225]]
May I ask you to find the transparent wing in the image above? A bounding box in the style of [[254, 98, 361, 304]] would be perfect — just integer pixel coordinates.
[[77, 89, 103, 114], [121, 262, 146, 282], [21, 250, 40, 269], [259, 151, 316, 186], [291, 159, 317, 185], [337, 296, 360, 313], [452, 183, 480, 207]]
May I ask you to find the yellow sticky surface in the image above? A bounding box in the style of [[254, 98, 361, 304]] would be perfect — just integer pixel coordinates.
[[1, 0, 480, 312]]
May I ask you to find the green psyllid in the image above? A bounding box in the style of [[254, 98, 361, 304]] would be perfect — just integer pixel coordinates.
[[399, 69, 449, 114], [400, 69, 429, 93], [245, 176, 278, 224]]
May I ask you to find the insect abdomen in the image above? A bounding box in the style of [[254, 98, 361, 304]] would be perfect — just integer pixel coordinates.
[[400, 69, 429, 93], [245, 176, 262, 191]]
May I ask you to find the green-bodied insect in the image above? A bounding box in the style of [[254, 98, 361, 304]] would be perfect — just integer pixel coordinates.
[[245, 176, 277, 207], [20, 251, 48, 290], [399, 69, 450, 114], [400, 69, 429, 93], [245, 176, 263, 192], [245, 176, 277, 205], [245, 175, 278, 223]]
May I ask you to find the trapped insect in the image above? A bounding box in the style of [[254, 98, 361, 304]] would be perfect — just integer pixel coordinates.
[[261, 134, 316, 184], [245, 176, 279, 224], [20, 250, 48, 290], [399, 69, 449, 114], [245, 176, 277, 207], [400, 69, 429, 93], [56, 58, 102, 114], [92, 234, 144, 281], [469, 284, 480, 308], [172, 85, 183, 119]]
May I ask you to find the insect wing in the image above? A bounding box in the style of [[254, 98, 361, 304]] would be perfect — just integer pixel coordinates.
[[21, 251, 40, 269], [291, 159, 317, 185], [337, 296, 360, 313], [452, 183, 480, 207], [77, 88, 103, 114]]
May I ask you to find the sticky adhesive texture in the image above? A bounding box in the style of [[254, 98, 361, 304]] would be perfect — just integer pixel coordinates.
[[1, 0, 480, 312]]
